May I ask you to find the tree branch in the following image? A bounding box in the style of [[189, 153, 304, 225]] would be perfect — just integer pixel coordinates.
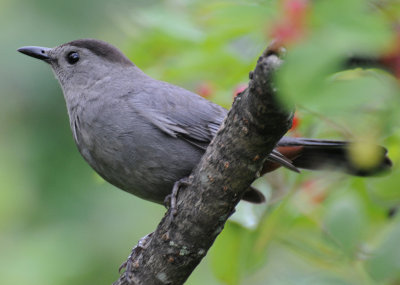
[[113, 44, 293, 285]]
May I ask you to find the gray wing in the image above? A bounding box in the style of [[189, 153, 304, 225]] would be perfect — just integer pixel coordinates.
[[128, 78, 299, 172], [128, 79, 227, 148]]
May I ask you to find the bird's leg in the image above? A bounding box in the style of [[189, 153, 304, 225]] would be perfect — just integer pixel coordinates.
[[120, 178, 190, 282], [119, 232, 154, 283], [164, 177, 190, 217]]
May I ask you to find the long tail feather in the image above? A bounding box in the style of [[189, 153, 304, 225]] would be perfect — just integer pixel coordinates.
[[275, 137, 392, 176]]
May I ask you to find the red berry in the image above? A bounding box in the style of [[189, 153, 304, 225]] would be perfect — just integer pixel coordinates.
[[196, 82, 214, 98], [289, 113, 300, 131], [269, 0, 310, 46], [301, 179, 326, 204], [284, 0, 309, 20], [380, 26, 400, 79], [233, 84, 247, 98]]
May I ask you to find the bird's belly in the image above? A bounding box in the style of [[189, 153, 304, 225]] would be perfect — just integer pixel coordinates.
[[75, 129, 203, 204]]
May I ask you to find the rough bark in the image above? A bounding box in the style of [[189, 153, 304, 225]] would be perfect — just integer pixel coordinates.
[[113, 44, 293, 285]]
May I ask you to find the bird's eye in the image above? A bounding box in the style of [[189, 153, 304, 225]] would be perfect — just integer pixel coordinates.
[[66, 51, 80, 64]]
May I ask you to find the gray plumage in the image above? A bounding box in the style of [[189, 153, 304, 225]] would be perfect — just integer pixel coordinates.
[[18, 39, 392, 204]]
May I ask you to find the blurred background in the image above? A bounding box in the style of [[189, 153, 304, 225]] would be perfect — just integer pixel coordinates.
[[1, 0, 400, 284]]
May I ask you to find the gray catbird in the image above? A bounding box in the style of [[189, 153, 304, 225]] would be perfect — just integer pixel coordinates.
[[18, 39, 392, 204]]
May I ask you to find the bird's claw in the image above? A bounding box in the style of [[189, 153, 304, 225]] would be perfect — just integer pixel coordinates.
[[165, 177, 190, 219], [118, 232, 154, 283]]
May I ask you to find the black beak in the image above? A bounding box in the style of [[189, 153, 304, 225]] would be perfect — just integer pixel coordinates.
[[17, 46, 51, 61]]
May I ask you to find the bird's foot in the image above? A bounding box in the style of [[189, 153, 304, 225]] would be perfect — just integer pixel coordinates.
[[119, 232, 154, 283], [164, 177, 190, 218]]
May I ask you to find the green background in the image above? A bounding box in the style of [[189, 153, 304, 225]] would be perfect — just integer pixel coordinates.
[[1, 0, 400, 284]]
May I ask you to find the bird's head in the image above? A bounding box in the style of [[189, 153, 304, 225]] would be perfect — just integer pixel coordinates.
[[18, 39, 134, 93]]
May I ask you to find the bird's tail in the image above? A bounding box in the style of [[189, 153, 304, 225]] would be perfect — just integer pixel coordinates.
[[241, 137, 392, 204], [271, 137, 392, 176]]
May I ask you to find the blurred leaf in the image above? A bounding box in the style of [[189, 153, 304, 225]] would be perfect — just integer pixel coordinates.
[[210, 221, 269, 285], [130, 8, 205, 42], [211, 222, 250, 285], [277, 0, 395, 125], [243, 243, 357, 285], [323, 192, 367, 255], [348, 139, 389, 170], [230, 178, 272, 229], [369, 166, 400, 203], [365, 219, 400, 283]]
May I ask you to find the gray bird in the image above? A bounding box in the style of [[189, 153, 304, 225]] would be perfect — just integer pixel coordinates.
[[18, 39, 392, 204]]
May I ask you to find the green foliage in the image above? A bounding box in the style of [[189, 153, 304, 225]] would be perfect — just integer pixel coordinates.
[[1, 0, 400, 284], [323, 192, 367, 256], [210, 222, 261, 285], [366, 218, 400, 282]]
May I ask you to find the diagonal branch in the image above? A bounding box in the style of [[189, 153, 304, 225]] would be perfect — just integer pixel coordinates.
[[113, 43, 293, 285]]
